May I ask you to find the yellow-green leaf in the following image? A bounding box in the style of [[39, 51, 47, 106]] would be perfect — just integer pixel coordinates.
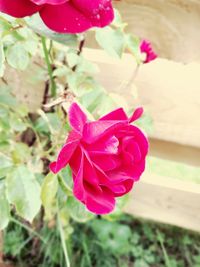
[[41, 173, 58, 220], [0, 183, 10, 230]]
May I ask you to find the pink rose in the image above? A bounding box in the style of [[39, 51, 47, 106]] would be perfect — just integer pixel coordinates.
[[50, 103, 148, 214], [140, 40, 157, 63], [0, 0, 114, 33]]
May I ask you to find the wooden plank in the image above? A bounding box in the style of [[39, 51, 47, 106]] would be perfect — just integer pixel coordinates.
[[82, 48, 200, 148], [124, 172, 200, 232], [150, 139, 200, 167]]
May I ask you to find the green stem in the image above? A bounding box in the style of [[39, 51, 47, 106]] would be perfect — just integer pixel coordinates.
[[11, 217, 47, 244], [157, 230, 172, 267], [41, 36, 56, 97], [57, 213, 70, 267]]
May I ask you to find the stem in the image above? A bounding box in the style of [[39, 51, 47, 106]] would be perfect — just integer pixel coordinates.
[[11, 217, 46, 244], [77, 37, 85, 56], [72, 36, 85, 72], [124, 63, 140, 91], [157, 230, 172, 267], [57, 213, 70, 267], [41, 36, 56, 97]]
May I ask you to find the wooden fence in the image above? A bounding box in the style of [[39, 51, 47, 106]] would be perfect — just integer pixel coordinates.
[[85, 48, 200, 231]]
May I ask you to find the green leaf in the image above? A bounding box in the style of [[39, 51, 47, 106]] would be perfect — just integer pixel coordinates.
[[10, 115, 27, 132], [35, 112, 62, 134], [0, 16, 12, 37], [25, 14, 78, 46], [60, 166, 73, 192], [134, 259, 149, 267], [41, 173, 58, 220], [0, 86, 17, 106], [23, 39, 38, 56], [0, 41, 5, 77], [66, 52, 79, 68], [66, 197, 94, 223], [0, 154, 13, 178], [80, 86, 105, 112], [126, 34, 141, 63], [95, 27, 125, 58], [6, 43, 29, 70], [112, 9, 127, 30], [0, 183, 10, 230], [6, 166, 41, 222], [91, 220, 132, 255], [11, 143, 31, 164], [77, 57, 99, 74]]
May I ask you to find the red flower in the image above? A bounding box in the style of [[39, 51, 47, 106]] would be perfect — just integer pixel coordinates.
[[140, 40, 157, 63], [50, 103, 148, 214], [0, 0, 114, 33]]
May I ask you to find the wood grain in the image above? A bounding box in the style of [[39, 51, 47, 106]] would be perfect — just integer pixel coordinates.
[[124, 173, 200, 232], [82, 48, 200, 148], [87, 0, 200, 63]]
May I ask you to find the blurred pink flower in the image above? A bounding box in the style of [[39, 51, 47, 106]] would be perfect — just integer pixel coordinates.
[[140, 40, 157, 63], [0, 0, 114, 33], [50, 103, 148, 214]]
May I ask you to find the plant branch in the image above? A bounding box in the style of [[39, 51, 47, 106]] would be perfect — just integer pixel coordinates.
[[57, 213, 71, 267], [11, 217, 47, 244], [41, 36, 56, 97], [72, 36, 85, 72]]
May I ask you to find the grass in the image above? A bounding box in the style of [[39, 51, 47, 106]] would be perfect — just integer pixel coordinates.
[[2, 214, 200, 267]]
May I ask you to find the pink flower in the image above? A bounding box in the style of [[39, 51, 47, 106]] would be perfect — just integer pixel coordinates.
[[50, 103, 148, 214], [0, 0, 114, 33], [140, 40, 157, 63]]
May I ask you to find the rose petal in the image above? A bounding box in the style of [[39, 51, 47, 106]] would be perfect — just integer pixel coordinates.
[[73, 151, 85, 201], [90, 154, 120, 172], [40, 2, 91, 33], [49, 131, 80, 174], [83, 120, 127, 144], [108, 160, 146, 182], [72, 0, 114, 28], [85, 186, 115, 214], [140, 40, 157, 63], [117, 125, 149, 158], [114, 179, 134, 197], [0, 0, 40, 17], [122, 137, 142, 163], [129, 107, 143, 123], [100, 108, 128, 121], [31, 0, 67, 5], [110, 179, 134, 197], [40, 0, 113, 34], [86, 136, 119, 155], [68, 102, 87, 133]]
